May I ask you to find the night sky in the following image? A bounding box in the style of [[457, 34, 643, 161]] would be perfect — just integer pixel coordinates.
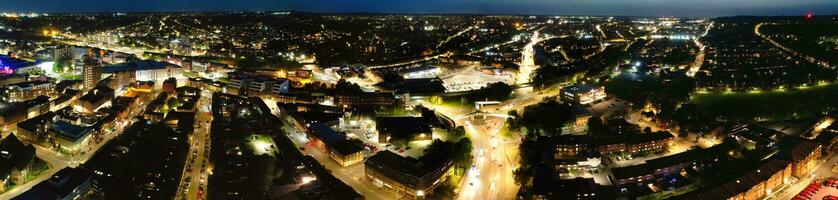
[[0, 0, 835, 16]]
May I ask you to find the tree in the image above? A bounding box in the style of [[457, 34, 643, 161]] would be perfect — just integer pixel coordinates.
[[334, 79, 364, 94], [643, 127, 653, 134], [453, 138, 473, 167], [520, 100, 574, 136], [426, 139, 472, 168], [381, 71, 404, 84], [678, 128, 689, 138], [587, 117, 604, 136], [450, 126, 466, 139], [506, 110, 520, 130]]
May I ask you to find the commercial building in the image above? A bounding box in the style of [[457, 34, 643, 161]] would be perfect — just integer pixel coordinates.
[[101, 60, 183, 82], [17, 107, 115, 155], [400, 64, 441, 79], [75, 85, 114, 113], [560, 84, 606, 105], [3, 80, 54, 102], [0, 55, 37, 75], [334, 92, 399, 109], [365, 150, 453, 197], [293, 112, 364, 167], [225, 73, 290, 97]]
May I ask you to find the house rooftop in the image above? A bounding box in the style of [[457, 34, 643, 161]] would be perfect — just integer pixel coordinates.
[[610, 164, 650, 180]]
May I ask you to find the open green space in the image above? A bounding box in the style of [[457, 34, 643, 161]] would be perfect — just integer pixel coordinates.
[[689, 83, 838, 121]]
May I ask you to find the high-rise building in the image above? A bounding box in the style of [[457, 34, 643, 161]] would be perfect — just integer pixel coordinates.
[[82, 58, 101, 91]]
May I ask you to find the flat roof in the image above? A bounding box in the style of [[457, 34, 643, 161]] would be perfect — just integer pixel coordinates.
[[330, 140, 363, 156], [611, 164, 650, 180], [52, 121, 92, 142], [101, 60, 177, 73], [562, 84, 601, 95], [365, 150, 451, 180]]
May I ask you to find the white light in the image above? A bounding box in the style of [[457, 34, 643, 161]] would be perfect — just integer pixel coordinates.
[[302, 176, 316, 184]]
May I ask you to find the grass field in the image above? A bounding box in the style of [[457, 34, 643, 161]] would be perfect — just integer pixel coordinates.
[[690, 83, 838, 121]]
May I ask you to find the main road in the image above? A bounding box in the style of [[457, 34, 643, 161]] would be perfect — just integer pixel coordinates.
[[175, 89, 214, 200]]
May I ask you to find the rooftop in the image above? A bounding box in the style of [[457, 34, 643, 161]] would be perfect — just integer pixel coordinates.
[[101, 60, 177, 73], [365, 150, 451, 180], [375, 116, 432, 138], [562, 84, 601, 95], [309, 123, 346, 146], [78, 85, 114, 104], [330, 140, 363, 156], [610, 163, 651, 180], [52, 120, 93, 142]]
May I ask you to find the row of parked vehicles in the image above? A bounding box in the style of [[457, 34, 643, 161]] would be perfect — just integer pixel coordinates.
[[793, 177, 838, 200]]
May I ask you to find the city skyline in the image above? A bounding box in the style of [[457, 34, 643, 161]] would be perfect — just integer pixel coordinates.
[[0, 2, 836, 200], [0, 0, 835, 16]]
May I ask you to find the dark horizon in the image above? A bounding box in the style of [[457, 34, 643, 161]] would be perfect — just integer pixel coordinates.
[[0, 0, 836, 17]]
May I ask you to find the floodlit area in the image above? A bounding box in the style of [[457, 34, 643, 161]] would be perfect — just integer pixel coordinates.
[[248, 135, 278, 156], [442, 68, 514, 92]]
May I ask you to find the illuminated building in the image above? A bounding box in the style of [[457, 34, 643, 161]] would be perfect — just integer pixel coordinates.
[[561, 84, 606, 105], [786, 141, 822, 178], [0, 55, 37, 75], [334, 92, 398, 109], [16, 107, 115, 156], [75, 85, 114, 113], [100, 60, 183, 82], [81, 58, 101, 91], [364, 150, 453, 198], [4, 80, 54, 102], [690, 159, 792, 200]]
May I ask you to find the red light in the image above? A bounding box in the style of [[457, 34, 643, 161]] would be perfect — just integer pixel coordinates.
[[806, 11, 814, 20]]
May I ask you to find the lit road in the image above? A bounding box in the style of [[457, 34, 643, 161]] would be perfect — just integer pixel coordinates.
[[517, 30, 541, 85], [366, 52, 451, 70], [456, 117, 519, 200], [423, 85, 563, 200], [687, 21, 713, 77], [438, 25, 477, 49], [175, 90, 214, 200]]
